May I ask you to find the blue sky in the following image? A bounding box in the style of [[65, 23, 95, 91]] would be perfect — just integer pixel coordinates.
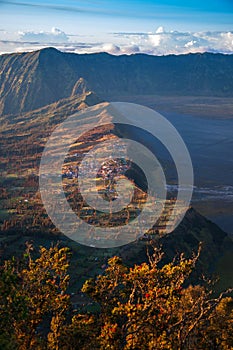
[[1, 0, 233, 32], [0, 0, 233, 55]]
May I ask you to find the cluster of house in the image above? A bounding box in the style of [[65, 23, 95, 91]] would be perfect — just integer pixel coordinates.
[[62, 156, 131, 195], [62, 165, 79, 179], [96, 158, 130, 182]]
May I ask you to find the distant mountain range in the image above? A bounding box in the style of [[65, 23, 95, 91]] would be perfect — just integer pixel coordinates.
[[0, 47, 233, 116]]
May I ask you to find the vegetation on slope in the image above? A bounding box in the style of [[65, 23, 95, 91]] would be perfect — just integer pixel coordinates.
[[0, 244, 232, 350]]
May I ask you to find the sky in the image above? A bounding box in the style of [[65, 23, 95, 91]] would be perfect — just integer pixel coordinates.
[[0, 0, 233, 55]]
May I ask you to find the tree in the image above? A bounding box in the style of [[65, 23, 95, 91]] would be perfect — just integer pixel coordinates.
[[81, 248, 233, 350], [0, 243, 71, 350], [0, 244, 232, 350]]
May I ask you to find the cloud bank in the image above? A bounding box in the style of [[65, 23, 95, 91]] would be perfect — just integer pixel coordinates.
[[18, 27, 69, 43], [0, 27, 233, 56], [114, 27, 233, 55]]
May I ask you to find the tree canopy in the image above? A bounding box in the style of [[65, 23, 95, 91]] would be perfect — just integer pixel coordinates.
[[0, 243, 232, 350]]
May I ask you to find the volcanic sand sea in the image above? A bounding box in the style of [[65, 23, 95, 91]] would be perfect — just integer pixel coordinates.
[[114, 103, 233, 234], [162, 112, 233, 234]]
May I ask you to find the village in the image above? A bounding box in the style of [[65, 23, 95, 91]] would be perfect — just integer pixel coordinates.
[[61, 142, 187, 241]]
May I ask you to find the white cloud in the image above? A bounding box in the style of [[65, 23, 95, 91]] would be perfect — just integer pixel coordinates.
[[155, 26, 164, 34], [72, 43, 140, 55], [184, 40, 197, 48], [102, 43, 121, 54], [121, 27, 233, 55], [121, 45, 140, 55], [18, 27, 69, 43], [1, 27, 233, 56], [111, 27, 233, 55]]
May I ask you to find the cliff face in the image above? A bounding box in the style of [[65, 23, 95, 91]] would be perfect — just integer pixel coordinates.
[[0, 48, 77, 115], [1, 48, 233, 116]]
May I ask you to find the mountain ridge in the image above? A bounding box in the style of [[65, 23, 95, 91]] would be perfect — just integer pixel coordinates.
[[1, 47, 233, 116]]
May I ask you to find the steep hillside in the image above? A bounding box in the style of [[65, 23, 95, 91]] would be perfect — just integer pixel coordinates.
[[0, 97, 232, 290], [119, 207, 233, 293], [160, 208, 233, 291], [1, 48, 233, 115]]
